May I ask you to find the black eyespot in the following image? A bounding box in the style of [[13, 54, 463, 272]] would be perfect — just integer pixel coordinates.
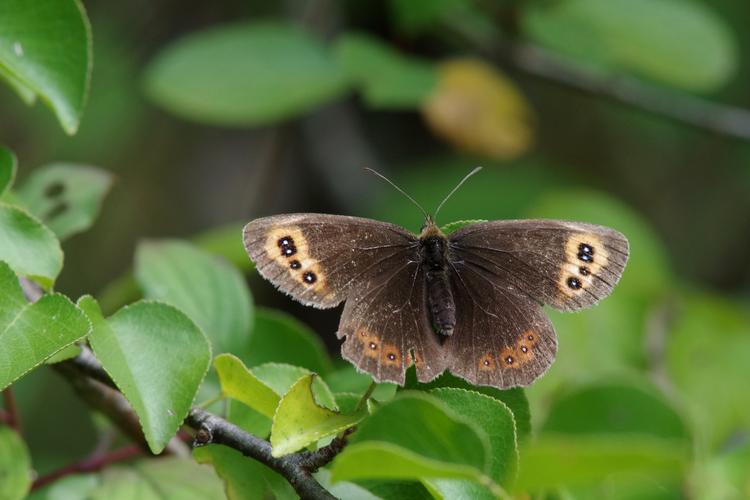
[[368, 342, 377, 350], [289, 260, 301, 270], [579, 266, 590, 276], [483, 359, 490, 366], [567, 277, 582, 289], [505, 356, 514, 365], [387, 353, 396, 361], [527, 334, 534, 341], [281, 245, 296, 257], [303, 271, 317, 284], [578, 243, 594, 255], [277, 236, 294, 247], [521, 346, 528, 353], [577, 251, 593, 262]]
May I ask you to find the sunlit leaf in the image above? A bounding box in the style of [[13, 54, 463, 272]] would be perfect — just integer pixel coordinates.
[[214, 353, 279, 419], [271, 374, 367, 456], [523, 0, 737, 92], [0, 427, 32, 500], [422, 59, 534, 160], [242, 308, 332, 375], [0, 261, 90, 390], [335, 32, 437, 108], [135, 240, 253, 355], [251, 362, 338, 411], [82, 296, 211, 454], [0, 0, 92, 134], [144, 22, 348, 126], [16, 163, 113, 240], [0, 203, 62, 288]]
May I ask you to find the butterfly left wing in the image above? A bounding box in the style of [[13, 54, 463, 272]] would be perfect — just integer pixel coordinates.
[[243, 213, 418, 309]]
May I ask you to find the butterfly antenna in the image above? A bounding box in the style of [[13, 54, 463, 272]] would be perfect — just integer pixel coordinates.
[[433, 166, 483, 219], [364, 167, 429, 219]]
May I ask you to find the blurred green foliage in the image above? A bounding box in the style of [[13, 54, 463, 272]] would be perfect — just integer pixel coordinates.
[[1, 0, 750, 499]]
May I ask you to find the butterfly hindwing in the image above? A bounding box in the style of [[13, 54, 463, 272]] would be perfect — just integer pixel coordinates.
[[337, 262, 446, 385], [243, 214, 417, 308], [445, 266, 557, 388], [448, 219, 629, 312]]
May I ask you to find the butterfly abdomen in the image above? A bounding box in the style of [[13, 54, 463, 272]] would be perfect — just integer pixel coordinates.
[[421, 235, 456, 337]]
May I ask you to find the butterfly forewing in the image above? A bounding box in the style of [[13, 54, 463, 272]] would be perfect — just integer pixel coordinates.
[[243, 214, 417, 309], [448, 219, 629, 312]]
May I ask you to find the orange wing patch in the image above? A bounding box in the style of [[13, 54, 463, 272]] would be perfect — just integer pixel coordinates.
[[498, 330, 539, 370], [264, 226, 328, 295], [355, 328, 381, 359], [381, 343, 402, 366], [558, 233, 610, 298]]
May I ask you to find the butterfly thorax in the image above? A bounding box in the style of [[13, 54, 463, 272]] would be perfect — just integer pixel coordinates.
[[419, 222, 456, 338]]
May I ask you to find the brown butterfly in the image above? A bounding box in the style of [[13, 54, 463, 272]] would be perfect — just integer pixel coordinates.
[[243, 168, 629, 389]]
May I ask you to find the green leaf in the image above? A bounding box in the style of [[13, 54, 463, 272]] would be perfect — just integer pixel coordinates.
[[515, 435, 688, 492], [89, 457, 225, 499], [214, 353, 279, 419], [543, 379, 690, 441], [252, 362, 338, 411], [314, 469, 383, 500], [0, 146, 17, 196], [353, 480, 434, 500], [523, 0, 737, 92], [325, 365, 398, 403], [194, 445, 294, 500], [0, 0, 92, 134], [193, 222, 252, 271], [0, 203, 62, 288], [441, 219, 487, 235], [405, 369, 531, 439], [243, 307, 333, 375], [144, 22, 348, 126], [335, 33, 437, 108], [665, 292, 750, 449], [0, 261, 90, 390], [135, 240, 253, 355], [81, 296, 211, 453], [0, 427, 31, 500], [15, 163, 113, 240], [27, 474, 99, 500], [270, 374, 367, 456], [430, 388, 518, 486], [331, 392, 497, 491]]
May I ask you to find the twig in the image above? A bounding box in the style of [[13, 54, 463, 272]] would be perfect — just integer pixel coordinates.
[[187, 408, 338, 500], [31, 444, 142, 491], [2, 388, 21, 433], [502, 42, 750, 142], [57, 346, 343, 499]]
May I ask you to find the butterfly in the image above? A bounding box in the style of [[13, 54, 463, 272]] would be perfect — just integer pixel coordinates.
[[243, 168, 629, 389]]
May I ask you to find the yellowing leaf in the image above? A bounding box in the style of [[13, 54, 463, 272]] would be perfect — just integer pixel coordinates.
[[422, 59, 534, 160]]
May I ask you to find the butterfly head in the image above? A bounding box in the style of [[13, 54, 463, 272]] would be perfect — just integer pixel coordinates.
[[419, 215, 444, 239]]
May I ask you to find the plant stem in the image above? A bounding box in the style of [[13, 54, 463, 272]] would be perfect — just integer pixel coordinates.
[[2, 388, 21, 433], [31, 444, 142, 491], [355, 381, 378, 413]]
